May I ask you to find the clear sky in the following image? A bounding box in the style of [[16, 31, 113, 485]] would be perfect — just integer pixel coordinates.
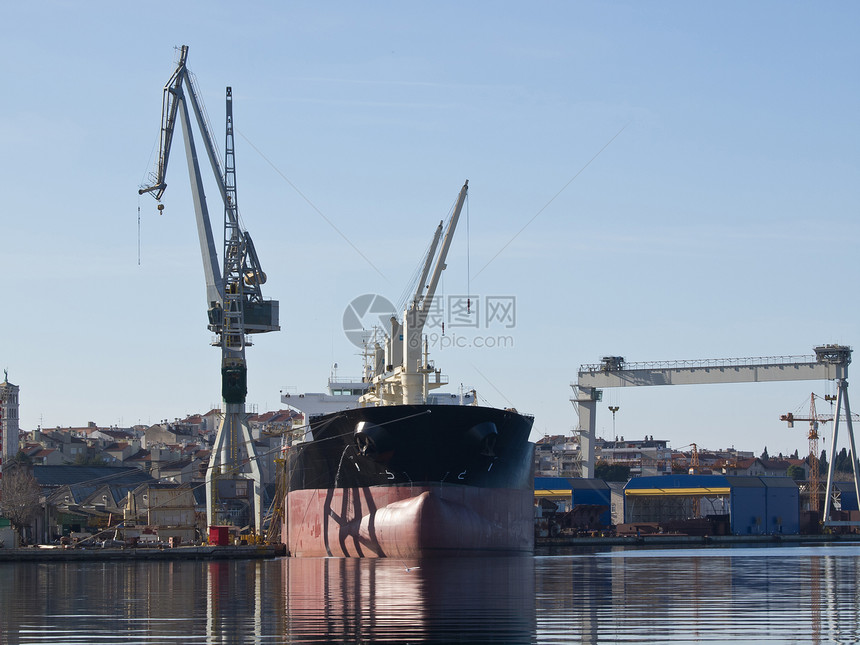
[[1, 2, 858, 459]]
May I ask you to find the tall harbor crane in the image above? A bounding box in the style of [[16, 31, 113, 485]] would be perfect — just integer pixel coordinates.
[[139, 46, 279, 535]]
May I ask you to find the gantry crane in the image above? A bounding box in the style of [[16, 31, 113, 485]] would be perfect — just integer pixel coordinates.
[[574, 345, 859, 527], [781, 393, 860, 513], [139, 46, 279, 535]]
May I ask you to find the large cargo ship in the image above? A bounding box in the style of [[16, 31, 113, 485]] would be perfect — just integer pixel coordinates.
[[282, 182, 536, 557], [284, 403, 534, 557]]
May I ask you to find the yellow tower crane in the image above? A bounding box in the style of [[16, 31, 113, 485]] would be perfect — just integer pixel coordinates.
[[781, 394, 824, 512], [780, 393, 860, 513], [672, 443, 701, 517]]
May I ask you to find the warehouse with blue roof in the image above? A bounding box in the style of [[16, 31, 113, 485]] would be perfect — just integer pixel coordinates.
[[535, 474, 860, 535], [624, 474, 800, 535], [534, 477, 612, 532]]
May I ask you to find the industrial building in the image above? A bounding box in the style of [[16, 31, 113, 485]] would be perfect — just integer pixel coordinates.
[[623, 474, 803, 535], [535, 477, 611, 535], [536, 474, 860, 537]]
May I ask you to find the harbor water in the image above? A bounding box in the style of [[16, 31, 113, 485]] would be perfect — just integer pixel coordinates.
[[1, 543, 859, 643]]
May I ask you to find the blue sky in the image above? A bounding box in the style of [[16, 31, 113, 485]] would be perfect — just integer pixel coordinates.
[[1, 2, 858, 458]]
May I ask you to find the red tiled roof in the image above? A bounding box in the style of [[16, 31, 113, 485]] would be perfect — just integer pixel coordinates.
[[734, 458, 760, 469]]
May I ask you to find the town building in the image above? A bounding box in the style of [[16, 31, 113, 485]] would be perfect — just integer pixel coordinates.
[[534, 432, 760, 480], [34, 465, 156, 542], [597, 436, 673, 477], [123, 482, 201, 544]]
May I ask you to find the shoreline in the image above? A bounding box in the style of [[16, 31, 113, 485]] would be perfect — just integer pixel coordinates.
[[0, 543, 287, 562], [536, 533, 860, 548], [3, 535, 857, 561]]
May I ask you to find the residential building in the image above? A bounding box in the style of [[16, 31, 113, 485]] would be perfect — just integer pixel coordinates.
[[38, 431, 88, 464], [19, 443, 63, 466], [535, 435, 580, 477], [597, 436, 673, 477], [143, 422, 197, 448], [534, 434, 674, 478]]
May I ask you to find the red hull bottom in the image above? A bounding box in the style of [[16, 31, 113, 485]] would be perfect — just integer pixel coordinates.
[[286, 485, 534, 558]]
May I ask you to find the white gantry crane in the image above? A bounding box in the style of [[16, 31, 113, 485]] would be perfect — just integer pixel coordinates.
[[573, 344, 856, 527], [139, 46, 279, 536]]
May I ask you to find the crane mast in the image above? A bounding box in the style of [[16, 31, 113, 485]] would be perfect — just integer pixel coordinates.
[[139, 46, 279, 536], [808, 394, 820, 513]]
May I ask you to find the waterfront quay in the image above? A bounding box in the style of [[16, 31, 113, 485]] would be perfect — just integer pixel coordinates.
[[0, 543, 286, 563], [537, 532, 860, 549]]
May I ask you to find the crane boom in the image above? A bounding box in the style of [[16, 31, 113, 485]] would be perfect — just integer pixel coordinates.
[[140, 46, 224, 308], [139, 47, 279, 338], [421, 181, 469, 328], [412, 221, 443, 310], [358, 181, 469, 407], [403, 181, 468, 371]]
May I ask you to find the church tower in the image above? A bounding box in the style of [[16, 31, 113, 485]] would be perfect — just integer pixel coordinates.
[[0, 371, 20, 475]]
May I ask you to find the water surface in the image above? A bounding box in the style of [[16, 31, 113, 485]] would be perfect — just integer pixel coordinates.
[[1, 543, 858, 643]]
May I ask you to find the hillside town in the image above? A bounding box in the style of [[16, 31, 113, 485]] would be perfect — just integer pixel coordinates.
[[534, 434, 817, 480], [1, 375, 856, 547]]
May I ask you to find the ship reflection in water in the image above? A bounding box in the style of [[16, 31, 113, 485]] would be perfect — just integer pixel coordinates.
[[3, 545, 860, 643], [285, 556, 535, 643]]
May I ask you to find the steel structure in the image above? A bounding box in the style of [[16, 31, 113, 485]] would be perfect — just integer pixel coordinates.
[[139, 46, 279, 534], [782, 393, 824, 512], [573, 345, 856, 525], [781, 394, 860, 513]]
